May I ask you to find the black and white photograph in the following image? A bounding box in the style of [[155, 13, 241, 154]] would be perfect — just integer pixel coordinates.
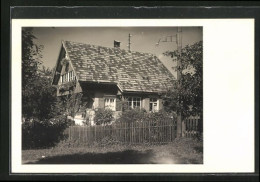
[[21, 26, 203, 165], [9, 18, 255, 174]]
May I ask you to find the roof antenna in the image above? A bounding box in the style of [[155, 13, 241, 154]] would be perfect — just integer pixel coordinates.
[[127, 33, 132, 51]]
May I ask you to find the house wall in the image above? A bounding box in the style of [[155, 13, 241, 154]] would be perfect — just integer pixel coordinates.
[[59, 62, 73, 81], [56, 60, 82, 96], [80, 83, 119, 110], [91, 91, 163, 112], [122, 93, 163, 112], [62, 82, 164, 125], [57, 81, 82, 96]]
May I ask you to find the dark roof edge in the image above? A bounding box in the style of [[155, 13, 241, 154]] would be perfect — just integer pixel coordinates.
[[79, 80, 117, 85], [78, 80, 171, 94], [51, 43, 64, 85], [122, 90, 168, 95]]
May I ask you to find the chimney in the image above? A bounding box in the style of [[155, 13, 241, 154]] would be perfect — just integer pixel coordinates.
[[114, 40, 121, 48]]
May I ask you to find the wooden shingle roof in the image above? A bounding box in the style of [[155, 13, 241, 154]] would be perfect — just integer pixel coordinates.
[[63, 40, 175, 93]]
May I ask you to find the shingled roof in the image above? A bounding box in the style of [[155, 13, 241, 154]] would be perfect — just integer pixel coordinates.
[[62, 40, 175, 93]]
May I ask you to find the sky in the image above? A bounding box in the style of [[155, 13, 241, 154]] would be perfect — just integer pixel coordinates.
[[31, 27, 202, 77]]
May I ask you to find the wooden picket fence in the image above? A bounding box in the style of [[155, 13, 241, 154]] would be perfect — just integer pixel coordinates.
[[183, 116, 201, 137], [64, 119, 177, 144]]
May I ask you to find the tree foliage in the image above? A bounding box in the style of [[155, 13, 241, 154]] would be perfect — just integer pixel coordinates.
[[57, 93, 83, 118], [116, 108, 176, 124], [116, 108, 147, 123], [162, 41, 203, 118], [22, 115, 72, 149], [22, 28, 43, 88], [22, 28, 73, 149], [22, 28, 55, 120]]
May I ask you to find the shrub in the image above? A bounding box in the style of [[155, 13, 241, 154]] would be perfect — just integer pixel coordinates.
[[94, 108, 113, 125], [114, 109, 176, 142], [22, 115, 72, 149], [116, 108, 147, 123], [144, 110, 176, 124], [116, 108, 176, 124]]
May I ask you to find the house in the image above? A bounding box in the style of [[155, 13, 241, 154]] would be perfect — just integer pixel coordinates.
[[52, 40, 175, 125]]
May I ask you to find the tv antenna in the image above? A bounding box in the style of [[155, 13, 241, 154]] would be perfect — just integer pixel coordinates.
[[156, 28, 182, 52], [127, 33, 132, 51], [155, 27, 182, 79]]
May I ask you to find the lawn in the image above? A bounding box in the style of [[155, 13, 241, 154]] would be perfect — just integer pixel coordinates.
[[22, 137, 203, 164]]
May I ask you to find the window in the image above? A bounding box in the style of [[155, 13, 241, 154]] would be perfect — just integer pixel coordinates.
[[65, 63, 69, 72], [69, 71, 74, 81], [149, 98, 158, 112], [62, 74, 66, 83], [104, 98, 116, 111], [68, 72, 71, 81], [126, 97, 141, 109], [61, 71, 75, 83]]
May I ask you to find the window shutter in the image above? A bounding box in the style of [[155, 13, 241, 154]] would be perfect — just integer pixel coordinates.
[[158, 98, 163, 110], [116, 98, 122, 111], [143, 98, 150, 111], [98, 98, 105, 108]]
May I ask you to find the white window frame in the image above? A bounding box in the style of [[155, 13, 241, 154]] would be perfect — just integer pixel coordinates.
[[126, 97, 142, 109], [62, 74, 66, 83], [68, 71, 73, 81], [61, 71, 75, 83], [104, 97, 116, 111], [71, 72, 73, 81], [149, 98, 158, 112]]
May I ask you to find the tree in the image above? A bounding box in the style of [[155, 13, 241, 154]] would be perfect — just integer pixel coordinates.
[[162, 41, 203, 121], [21, 29, 73, 149], [23, 66, 59, 120], [22, 28, 43, 89], [22, 28, 62, 120], [22, 28, 43, 119]]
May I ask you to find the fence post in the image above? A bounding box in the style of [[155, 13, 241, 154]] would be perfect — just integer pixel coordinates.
[[94, 125, 96, 142], [134, 122, 136, 143], [177, 115, 182, 138], [148, 120, 151, 143], [130, 122, 132, 144], [83, 127, 85, 143], [181, 118, 186, 137], [139, 122, 140, 143], [79, 126, 81, 142], [69, 127, 71, 141]]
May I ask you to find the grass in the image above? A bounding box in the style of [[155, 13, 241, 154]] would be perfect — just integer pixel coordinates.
[[22, 137, 203, 164]]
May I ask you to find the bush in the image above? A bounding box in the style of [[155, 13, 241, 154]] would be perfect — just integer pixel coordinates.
[[116, 108, 147, 123], [116, 108, 176, 124], [144, 110, 176, 124], [94, 108, 113, 125], [22, 115, 72, 149]]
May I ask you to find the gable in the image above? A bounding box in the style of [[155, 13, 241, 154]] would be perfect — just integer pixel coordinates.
[[52, 44, 77, 85]]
